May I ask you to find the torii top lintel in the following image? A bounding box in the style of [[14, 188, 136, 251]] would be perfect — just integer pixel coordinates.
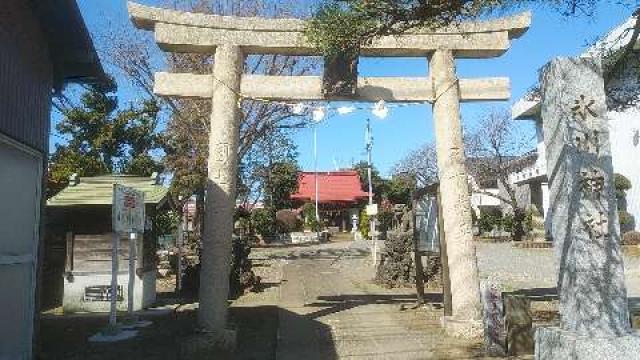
[[128, 2, 531, 58]]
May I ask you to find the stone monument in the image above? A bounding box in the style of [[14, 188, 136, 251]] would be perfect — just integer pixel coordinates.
[[480, 279, 506, 356], [535, 56, 640, 359]]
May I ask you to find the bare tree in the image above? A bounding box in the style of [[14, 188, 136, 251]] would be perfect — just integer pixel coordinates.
[[392, 143, 438, 186], [393, 108, 536, 240], [465, 108, 536, 240], [101, 0, 320, 231]]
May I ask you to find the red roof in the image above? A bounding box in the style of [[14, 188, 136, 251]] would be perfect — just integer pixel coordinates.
[[291, 171, 370, 204]]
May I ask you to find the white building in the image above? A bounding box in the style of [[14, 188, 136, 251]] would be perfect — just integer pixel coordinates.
[[469, 174, 503, 218], [512, 15, 640, 233]]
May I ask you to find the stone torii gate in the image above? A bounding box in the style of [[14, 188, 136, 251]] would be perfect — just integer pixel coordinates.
[[128, 2, 530, 340]]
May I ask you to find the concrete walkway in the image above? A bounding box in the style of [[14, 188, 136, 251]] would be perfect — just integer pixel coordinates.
[[270, 242, 487, 360]]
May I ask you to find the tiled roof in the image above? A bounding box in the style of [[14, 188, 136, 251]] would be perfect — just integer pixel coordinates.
[[291, 171, 370, 203], [47, 175, 169, 207]]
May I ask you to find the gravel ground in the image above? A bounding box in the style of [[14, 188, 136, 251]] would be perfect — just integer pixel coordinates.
[[476, 242, 640, 298]]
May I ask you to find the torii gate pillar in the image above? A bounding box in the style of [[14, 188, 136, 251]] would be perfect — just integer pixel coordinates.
[[431, 50, 482, 337], [200, 45, 243, 333]]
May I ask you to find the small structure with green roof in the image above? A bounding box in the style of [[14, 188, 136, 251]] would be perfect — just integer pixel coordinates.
[[45, 174, 170, 313]]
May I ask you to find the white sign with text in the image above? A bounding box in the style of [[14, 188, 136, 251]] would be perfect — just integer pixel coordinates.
[[112, 184, 145, 233]]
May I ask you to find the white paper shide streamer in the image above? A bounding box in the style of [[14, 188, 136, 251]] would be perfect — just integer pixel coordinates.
[[337, 106, 355, 115], [291, 103, 307, 115], [312, 106, 326, 123], [372, 100, 389, 119]]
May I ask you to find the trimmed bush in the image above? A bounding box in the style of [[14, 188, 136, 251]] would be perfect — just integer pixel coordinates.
[[251, 208, 276, 239], [623, 231, 640, 246], [478, 213, 502, 234], [614, 173, 632, 199], [620, 211, 634, 227], [302, 203, 322, 231], [229, 236, 260, 298], [181, 236, 260, 300], [375, 230, 414, 287], [276, 209, 303, 233], [359, 208, 370, 239]]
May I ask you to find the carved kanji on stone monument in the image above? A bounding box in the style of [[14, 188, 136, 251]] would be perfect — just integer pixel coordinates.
[[582, 211, 610, 241], [578, 167, 605, 199], [571, 94, 597, 122], [574, 130, 601, 155], [212, 142, 231, 185]]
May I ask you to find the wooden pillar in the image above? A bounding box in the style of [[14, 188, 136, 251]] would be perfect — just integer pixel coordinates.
[[199, 45, 243, 333], [431, 49, 482, 338]]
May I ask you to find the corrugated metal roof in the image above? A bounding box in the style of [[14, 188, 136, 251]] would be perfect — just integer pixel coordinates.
[[47, 175, 169, 207]]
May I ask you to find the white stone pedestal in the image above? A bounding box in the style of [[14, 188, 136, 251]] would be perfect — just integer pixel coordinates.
[[63, 271, 156, 313], [535, 327, 640, 360]]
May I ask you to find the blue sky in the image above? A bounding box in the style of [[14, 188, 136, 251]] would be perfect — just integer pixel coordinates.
[[68, 0, 633, 177]]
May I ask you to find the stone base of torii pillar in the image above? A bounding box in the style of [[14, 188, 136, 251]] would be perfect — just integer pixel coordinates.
[[431, 49, 484, 340], [534, 57, 640, 360]]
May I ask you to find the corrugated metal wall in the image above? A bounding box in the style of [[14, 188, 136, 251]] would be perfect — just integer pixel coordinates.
[[0, 1, 54, 359], [0, 0, 53, 153]]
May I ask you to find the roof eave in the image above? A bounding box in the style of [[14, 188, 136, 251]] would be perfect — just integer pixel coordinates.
[[512, 97, 541, 120], [31, 0, 107, 90]]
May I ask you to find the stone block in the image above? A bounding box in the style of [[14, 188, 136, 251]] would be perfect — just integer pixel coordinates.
[[535, 327, 640, 360], [481, 280, 506, 356], [505, 295, 533, 355]]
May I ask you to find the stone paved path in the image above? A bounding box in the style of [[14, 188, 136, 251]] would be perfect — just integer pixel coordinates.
[[271, 242, 488, 360]]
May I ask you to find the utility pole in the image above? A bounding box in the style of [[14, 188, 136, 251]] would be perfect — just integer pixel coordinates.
[[314, 124, 320, 226], [365, 118, 377, 264]]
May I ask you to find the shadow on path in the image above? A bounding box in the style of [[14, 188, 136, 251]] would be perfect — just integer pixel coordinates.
[[303, 293, 442, 320], [40, 305, 334, 360]]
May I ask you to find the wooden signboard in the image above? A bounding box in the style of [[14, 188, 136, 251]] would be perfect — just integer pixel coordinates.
[[415, 196, 440, 253]]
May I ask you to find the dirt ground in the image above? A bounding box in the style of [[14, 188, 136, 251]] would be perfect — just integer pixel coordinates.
[[39, 305, 278, 360], [39, 240, 551, 360]]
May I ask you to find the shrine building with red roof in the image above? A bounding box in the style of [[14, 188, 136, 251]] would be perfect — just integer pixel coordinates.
[[290, 171, 370, 232]]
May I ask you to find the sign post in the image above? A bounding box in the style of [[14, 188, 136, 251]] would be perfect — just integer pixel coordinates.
[[366, 204, 379, 265], [91, 184, 145, 342], [109, 231, 119, 329], [127, 232, 137, 316]]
